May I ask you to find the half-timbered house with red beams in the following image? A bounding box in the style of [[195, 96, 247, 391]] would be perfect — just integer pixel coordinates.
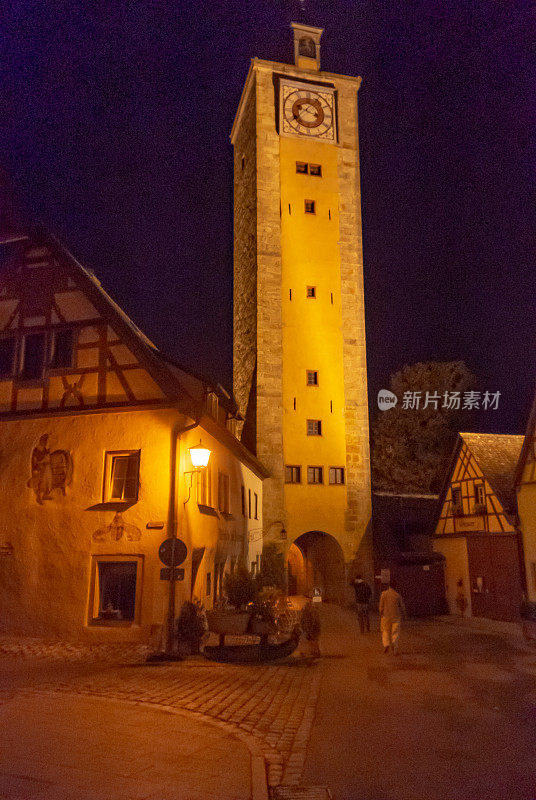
[[434, 432, 524, 621], [515, 393, 536, 601], [0, 224, 268, 643]]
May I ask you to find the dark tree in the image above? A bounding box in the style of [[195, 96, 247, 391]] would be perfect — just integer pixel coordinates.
[[371, 361, 475, 493]]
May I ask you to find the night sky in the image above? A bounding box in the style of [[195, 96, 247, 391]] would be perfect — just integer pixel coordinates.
[[2, 1, 534, 433]]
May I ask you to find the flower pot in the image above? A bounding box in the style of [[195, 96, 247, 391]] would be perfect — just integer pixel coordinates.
[[206, 610, 251, 635]]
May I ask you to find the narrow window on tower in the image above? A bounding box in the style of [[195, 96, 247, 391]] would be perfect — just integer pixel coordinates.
[[307, 419, 322, 436], [288, 203, 291, 215], [328, 209, 331, 220], [331, 292, 334, 304], [307, 466, 323, 484], [310, 164, 322, 177], [306, 286, 316, 299], [296, 162, 308, 174], [285, 465, 301, 484], [293, 397, 296, 410], [306, 370, 319, 386], [289, 289, 292, 301], [330, 400, 333, 413], [241, 156, 245, 170], [304, 200, 315, 214], [329, 467, 345, 485]]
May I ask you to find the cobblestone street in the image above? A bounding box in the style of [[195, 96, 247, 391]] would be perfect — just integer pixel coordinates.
[[0, 634, 323, 793], [2, 608, 536, 799]]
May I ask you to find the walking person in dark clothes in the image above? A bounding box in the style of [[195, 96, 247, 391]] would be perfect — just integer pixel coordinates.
[[350, 574, 372, 633]]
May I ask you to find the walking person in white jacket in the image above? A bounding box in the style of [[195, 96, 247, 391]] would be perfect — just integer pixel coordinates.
[[379, 581, 406, 654]]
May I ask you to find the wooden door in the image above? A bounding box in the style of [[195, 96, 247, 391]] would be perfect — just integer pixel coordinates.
[[467, 535, 522, 621]]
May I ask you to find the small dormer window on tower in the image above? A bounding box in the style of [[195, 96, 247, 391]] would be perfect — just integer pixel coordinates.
[[291, 22, 323, 71]]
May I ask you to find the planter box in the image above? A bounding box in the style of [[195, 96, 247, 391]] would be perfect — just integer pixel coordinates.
[[248, 618, 276, 637], [206, 610, 251, 636]]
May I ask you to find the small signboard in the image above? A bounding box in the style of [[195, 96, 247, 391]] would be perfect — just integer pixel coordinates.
[[312, 587, 322, 603], [160, 567, 185, 581], [158, 538, 187, 568]]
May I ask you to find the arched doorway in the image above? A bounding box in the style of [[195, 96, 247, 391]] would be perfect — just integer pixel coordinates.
[[287, 531, 346, 603]]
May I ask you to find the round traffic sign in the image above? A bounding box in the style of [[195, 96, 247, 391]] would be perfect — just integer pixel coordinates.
[[158, 538, 187, 567]]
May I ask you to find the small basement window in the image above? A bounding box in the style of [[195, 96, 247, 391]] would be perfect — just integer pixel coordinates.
[[304, 200, 316, 214], [89, 557, 142, 624], [310, 164, 322, 177], [296, 162, 308, 174]]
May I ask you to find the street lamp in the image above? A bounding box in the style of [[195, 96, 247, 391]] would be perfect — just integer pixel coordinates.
[[164, 440, 211, 659], [189, 442, 211, 468]]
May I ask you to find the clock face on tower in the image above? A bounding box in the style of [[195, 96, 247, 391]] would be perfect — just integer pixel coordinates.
[[281, 81, 336, 141]]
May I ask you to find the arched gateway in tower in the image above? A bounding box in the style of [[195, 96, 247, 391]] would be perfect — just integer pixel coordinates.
[[232, 23, 372, 598]]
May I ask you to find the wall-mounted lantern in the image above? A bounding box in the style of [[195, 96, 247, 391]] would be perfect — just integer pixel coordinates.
[[189, 442, 211, 469]]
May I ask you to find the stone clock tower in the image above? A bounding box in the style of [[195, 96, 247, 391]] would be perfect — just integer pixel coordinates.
[[231, 24, 372, 599]]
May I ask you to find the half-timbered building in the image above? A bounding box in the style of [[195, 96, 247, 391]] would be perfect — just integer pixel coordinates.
[[434, 432, 524, 621], [0, 225, 268, 643], [515, 394, 536, 601]]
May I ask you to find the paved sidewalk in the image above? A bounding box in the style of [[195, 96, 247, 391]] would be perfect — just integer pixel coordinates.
[[0, 691, 252, 800], [302, 605, 536, 800]]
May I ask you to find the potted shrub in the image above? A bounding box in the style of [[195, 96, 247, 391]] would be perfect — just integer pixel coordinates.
[[176, 599, 207, 655], [248, 586, 280, 637], [206, 565, 256, 640]]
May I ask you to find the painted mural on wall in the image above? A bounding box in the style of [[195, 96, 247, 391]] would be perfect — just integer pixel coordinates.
[[92, 512, 141, 542], [27, 434, 73, 504]]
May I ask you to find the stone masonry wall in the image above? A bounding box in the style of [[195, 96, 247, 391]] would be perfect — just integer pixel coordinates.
[[233, 81, 258, 450], [254, 64, 286, 531], [336, 81, 372, 570]]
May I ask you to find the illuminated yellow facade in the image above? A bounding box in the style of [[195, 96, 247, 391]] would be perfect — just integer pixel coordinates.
[[232, 24, 371, 599], [0, 229, 266, 641], [516, 398, 536, 601]]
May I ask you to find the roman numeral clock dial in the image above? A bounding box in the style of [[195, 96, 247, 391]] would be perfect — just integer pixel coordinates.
[[281, 82, 336, 141]]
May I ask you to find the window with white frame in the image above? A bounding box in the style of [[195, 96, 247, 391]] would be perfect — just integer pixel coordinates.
[[307, 419, 322, 436], [329, 467, 345, 484], [104, 451, 140, 502], [308, 466, 323, 484], [285, 465, 301, 484]]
